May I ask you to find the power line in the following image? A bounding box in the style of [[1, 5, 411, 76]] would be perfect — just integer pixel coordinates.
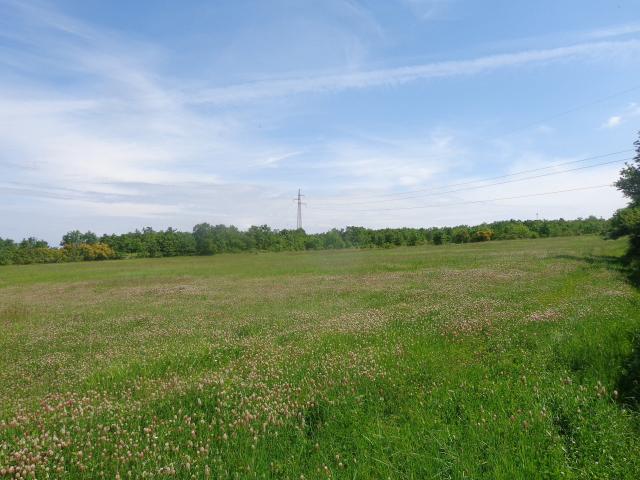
[[313, 82, 640, 204], [315, 149, 632, 204], [493, 83, 640, 139], [309, 184, 614, 214], [313, 155, 630, 207], [301, 82, 640, 218]]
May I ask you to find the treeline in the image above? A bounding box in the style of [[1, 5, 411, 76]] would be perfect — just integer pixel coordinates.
[[0, 217, 608, 266], [0, 236, 117, 265]]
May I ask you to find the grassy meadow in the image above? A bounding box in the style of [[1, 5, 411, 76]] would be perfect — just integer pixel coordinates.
[[1, 236, 640, 479]]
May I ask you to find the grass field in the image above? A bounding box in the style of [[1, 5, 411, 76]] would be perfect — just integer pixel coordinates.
[[1, 236, 640, 479]]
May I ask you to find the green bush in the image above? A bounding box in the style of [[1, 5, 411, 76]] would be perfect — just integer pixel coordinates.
[[63, 243, 116, 261], [611, 132, 640, 269], [471, 229, 493, 242]]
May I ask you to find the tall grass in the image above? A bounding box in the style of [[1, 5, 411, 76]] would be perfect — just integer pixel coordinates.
[[0, 236, 639, 478]]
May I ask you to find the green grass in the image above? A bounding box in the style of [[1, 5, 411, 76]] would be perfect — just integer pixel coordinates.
[[1, 236, 640, 479]]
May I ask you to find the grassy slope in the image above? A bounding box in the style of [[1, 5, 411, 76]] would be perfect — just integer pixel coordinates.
[[1, 236, 639, 479]]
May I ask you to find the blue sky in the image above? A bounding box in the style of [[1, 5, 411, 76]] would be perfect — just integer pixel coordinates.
[[1, 0, 640, 243]]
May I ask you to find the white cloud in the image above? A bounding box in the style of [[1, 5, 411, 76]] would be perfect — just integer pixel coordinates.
[[602, 102, 640, 128], [587, 23, 640, 40], [604, 115, 622, 128], [192, 39, 640, 105], [305, 159, 625, 230], [255, 151, 304, 168], [534, 124, 554, 134], [0, 1, 636, 242], [318, 132, 463, 191], [0, 3, 295, 241]]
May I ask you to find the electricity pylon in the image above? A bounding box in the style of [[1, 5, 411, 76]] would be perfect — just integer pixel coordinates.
[[294, 189, 306, 230]]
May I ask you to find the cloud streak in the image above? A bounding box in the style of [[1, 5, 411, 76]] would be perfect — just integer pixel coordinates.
[[398, 0, 452, 21], [193, 39, 640, 105], [0, 1, 638, 243]]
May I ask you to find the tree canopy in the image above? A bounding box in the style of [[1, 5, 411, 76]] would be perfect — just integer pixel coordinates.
[[610, 131, 640, 266], [0, 217, 610, 266]]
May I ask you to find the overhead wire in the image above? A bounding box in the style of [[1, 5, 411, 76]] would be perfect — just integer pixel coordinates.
[[314, 149, 633, 205], [311, 82, 640, 205], [311, 155, 630, 208], [308, 184, 615, 214]]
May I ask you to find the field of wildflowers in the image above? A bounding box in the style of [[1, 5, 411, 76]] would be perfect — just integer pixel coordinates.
[[1, 236, 639, 478]]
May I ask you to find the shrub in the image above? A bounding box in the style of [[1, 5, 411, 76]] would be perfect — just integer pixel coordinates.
[[612, 131, 640, 269], [451, 228, 471, 244], [12, 246, 64, 264], [498, 223, 536, 240], [63, 243, 116, 261], [471, 229, 494, 242]]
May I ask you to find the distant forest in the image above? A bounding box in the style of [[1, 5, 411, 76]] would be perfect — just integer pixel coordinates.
[[0, 217, 609, 266]]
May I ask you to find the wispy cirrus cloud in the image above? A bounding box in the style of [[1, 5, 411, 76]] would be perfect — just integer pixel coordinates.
[[254, 151, 305, 168], [193, 39, 640, 105], [314, 132, 464, 191], [0, 0, 638, 242], [398, 0, 453, 21], [587, 22, 640, 40]]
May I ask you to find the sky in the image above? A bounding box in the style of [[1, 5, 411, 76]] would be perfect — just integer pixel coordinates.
[[1, 0, 640, 244]]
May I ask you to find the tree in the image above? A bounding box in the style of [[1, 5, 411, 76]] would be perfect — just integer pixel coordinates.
[[452, 227, 471, 244], [344, 226, 371, 248], [611, 131, 640, 264], [83, 231, 98, 244], [616, 132, 640, 207], [193, 223, 215, 255], [322, 230, 346, 249], [0, 217, 614, 266], [247, 225, 274, 251], [0, 237, 16, 265], [432, 230, 445, 245], [498, 223, 535, 240], [20, 237, 49, 248], [61, 230, 83, 247]]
